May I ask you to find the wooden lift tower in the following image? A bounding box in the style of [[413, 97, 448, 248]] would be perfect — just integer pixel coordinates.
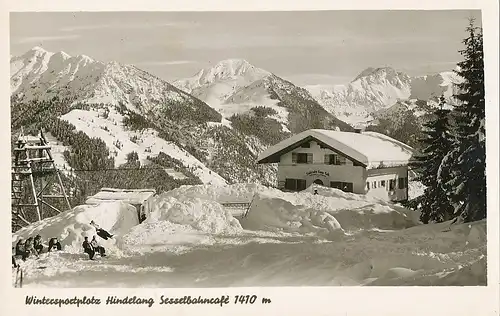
[[11, 129, 71, 226]]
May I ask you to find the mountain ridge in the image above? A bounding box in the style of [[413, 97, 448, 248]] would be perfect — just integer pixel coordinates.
[[306, 66, 462, 127]]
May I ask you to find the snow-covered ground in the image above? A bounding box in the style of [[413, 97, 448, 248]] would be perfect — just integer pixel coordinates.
[[12, 183, 486, 287]]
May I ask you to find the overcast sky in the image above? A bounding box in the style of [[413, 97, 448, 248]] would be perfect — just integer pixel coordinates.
[[10, 10, 481, 86]]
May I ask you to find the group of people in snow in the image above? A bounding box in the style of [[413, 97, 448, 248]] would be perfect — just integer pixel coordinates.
[[82, 235, 107, 260], [12, 220, 114, 267], [12, 235, 62, 267]]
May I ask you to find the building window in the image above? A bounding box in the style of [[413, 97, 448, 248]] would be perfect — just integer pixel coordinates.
[[373, 181, 377, 188], [398, 177, 407, 189], [366, 182, 370, 190], [330, 181, 353, 193], [285, 178, 307, 191], [324, 154, 345, 165], [292, 153, 313, 164], [380, 180, 386, 187], [389, 179, 396, 190], [300, 142, 310, 148]]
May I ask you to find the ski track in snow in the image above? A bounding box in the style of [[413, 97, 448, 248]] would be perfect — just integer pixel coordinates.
[[12, 184, 486, 288], [60, 108, 227, 185], [43, 132, 72, 171]]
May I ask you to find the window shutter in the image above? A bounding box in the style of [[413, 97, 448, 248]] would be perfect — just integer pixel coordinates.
[[324, 154, 329, 164], [292, 153, 297, 163], [298, 179, 307, 190], [307, 153, 313, 164]]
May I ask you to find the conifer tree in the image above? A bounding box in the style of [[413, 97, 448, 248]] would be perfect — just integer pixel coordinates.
[[410, 96, 455, 223], [440, 18, 486, 222]]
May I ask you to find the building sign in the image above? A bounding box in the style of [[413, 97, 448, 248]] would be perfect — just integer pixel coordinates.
[[305, 170, 330, 177]]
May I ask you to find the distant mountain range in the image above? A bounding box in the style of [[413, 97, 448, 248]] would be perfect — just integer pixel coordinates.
[[306, 66, 462, 127]]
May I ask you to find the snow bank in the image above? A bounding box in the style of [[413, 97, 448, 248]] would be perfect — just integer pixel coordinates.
[[122, 195, 242, 249], [162, 183, 419, 234], [241, 193, 344, 240], [148, 195, 242, 234], [12, 202, 139, 253], [294, 185, 420, 230]]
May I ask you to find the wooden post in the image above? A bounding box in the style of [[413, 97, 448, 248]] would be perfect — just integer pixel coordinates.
[[28, 166, 41, 222], [55, 169, 72, 211]]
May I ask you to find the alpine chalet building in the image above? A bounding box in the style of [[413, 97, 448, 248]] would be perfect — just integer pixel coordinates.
[[257, 129, 414, 202]]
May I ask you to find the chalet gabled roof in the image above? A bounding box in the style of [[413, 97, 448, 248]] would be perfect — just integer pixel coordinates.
[[257, 129, 414, 169]]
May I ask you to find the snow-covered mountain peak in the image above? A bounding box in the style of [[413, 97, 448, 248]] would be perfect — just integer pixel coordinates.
[[77, 54, 94, 63], [197, 58, 270, 83], [307, 64, 462, 127], [173, 58, 271, 95], [52, 50, 71, 61], [352, 66, 409, 85], [23, 46, 52, 57]]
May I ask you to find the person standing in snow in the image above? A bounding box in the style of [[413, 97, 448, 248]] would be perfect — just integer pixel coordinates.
[[91, 236, 106, 257], [313, 189, 318, 195], [33, 235, 44, 254], [90, 220, 114, 240], [15, 239, 25, 257], [82, 236, 95, 260]]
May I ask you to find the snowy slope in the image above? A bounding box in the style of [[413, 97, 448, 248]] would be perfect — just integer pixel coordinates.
[[12, 183, 485, 287], [43, 131, 72, 171], [60, 108, 227, 185], [174, 59, 283, 128], [306, 67, 461, 127]]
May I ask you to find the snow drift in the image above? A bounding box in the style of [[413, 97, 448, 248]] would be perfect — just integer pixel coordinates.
[[162, 183, 419, 235], [120, 195, 242, 252], [130, 195, 241, 235], [12, 202, 139, 253], [241, 193, 344, 240]]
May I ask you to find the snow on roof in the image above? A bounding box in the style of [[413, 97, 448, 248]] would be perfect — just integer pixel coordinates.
[[257, 129, 414, 169], [85, 188, 156, 205]]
